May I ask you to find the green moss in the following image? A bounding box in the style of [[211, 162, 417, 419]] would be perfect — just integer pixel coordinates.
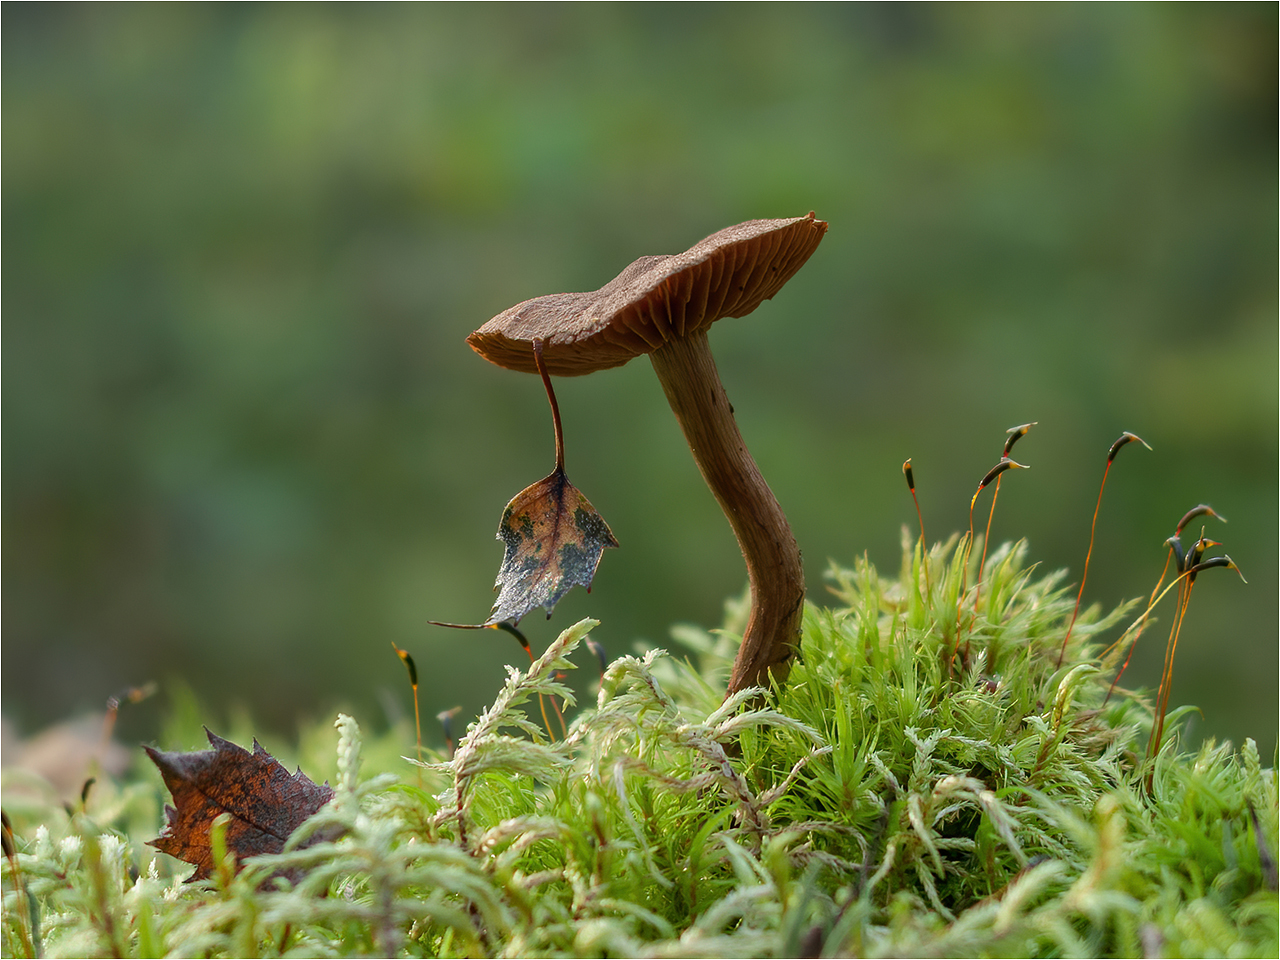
[[3, 535, 1276, 957]]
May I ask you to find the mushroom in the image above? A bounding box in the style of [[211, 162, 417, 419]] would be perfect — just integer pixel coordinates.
[[468, 213, 828, 694]]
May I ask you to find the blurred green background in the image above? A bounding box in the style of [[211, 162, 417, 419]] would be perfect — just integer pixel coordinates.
[[4, 4, 1275, 757]]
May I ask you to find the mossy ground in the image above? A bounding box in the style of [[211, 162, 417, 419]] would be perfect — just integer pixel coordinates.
[[3, 534, 1276, 958]]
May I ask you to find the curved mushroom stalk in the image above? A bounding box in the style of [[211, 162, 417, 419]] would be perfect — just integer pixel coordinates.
[[650, 329, 805, 693]]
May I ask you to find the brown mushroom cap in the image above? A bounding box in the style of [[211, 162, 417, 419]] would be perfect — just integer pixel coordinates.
[[468, 213, 829, 376]]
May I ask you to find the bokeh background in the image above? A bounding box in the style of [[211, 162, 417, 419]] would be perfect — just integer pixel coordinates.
[[4, 4, 1276, 758]]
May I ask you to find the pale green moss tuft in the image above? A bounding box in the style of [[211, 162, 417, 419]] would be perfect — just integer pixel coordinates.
[[3, 537, 1276, 957]]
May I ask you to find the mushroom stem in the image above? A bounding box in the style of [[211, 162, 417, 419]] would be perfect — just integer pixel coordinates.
[[649, 329, 805, 695]]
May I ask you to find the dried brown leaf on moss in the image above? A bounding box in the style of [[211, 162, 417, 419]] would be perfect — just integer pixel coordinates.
[[145, 729, 335, 881]]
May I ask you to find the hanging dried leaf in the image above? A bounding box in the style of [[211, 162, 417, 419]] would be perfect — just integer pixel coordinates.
[[485, 465, 618, 626], [145, 729, 336, 882]]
